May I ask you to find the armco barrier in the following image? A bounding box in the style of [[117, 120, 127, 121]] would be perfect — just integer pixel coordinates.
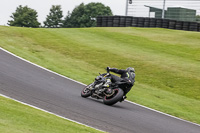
[[144, 18, 150, 27], [162, 19, 169, 28], [182, 21, 190, 31], [96, 16, 102, 27], [150, 18, 156, 27], [132, 17, 138, 27], [107, 16, 114, 27], [119, 16, 126, 27], [156, 19, 163, 28], [198, 23, 200, 32], [125, 16, 132, 27], [102, 17, 108, 27], [113, 16, 120, 27], [175, 21, 183, 30], [97, 16, 200, 32], [189, 22, 198, 31], [138, 17, 145, 27], [169, 20, 176, 29]]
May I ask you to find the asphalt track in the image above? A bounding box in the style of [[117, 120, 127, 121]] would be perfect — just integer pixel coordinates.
[[0, 48, 200, 133]]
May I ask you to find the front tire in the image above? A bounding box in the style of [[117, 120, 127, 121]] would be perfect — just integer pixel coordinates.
[[81, 84, 92, 98], [103, 88, 124, 106]]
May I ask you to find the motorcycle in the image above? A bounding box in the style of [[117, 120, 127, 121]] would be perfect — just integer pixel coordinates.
[[81, 70, 128, 106]]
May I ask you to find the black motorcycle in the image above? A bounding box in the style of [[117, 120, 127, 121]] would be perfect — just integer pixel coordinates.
[[81, 70, 128, 106]]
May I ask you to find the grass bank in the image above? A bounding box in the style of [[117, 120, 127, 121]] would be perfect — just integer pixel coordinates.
[[0, 26, 200, 124]]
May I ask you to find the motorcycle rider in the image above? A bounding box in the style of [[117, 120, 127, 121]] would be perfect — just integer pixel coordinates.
[[106, 67, 135, 101]]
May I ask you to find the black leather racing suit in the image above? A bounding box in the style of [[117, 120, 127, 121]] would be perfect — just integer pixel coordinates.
[[108, 68, 135, 96]]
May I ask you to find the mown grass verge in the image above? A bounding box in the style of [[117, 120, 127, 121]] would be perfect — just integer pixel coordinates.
[[0, 26, 200, 125], [0, 95, 104, 133]]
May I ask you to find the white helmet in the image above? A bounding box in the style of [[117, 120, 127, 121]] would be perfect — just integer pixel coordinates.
[[127, 67, 135, 72]]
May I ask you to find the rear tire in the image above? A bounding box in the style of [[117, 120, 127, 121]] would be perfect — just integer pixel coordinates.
[[103, 88, 124, 106], [81, 84, 92, 98]]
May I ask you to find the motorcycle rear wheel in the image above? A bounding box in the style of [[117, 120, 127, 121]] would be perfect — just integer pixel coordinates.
[[103, 88, 124, 106]]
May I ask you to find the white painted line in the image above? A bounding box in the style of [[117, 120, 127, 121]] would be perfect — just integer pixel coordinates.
[[1, 47, 200, 128], [0, 47, 104, 132], [125, 100, 200, 127], [0, 47, 86, 86], [0, 93, 105, 132]]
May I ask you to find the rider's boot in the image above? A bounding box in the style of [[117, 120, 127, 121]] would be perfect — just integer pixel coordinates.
[[120, 95, 127, 102]]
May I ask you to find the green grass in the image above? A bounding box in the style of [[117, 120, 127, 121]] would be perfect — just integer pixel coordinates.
[[0, 26, 200, 125], [0, 95, 104, 133]]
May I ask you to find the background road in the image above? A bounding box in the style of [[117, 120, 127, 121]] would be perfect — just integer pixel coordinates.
[[0, 48, 200, 133]]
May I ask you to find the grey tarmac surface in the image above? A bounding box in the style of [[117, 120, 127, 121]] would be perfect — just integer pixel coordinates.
[[0, 48, 200, 133]]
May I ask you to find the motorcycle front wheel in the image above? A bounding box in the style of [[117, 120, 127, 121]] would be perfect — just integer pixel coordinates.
[[103, 88, 124, 106], [81, 84, 93, 98]]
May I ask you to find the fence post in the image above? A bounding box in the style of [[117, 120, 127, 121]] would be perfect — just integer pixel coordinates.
[[162, 0, 166, 19], [125, 0, 128, 16]]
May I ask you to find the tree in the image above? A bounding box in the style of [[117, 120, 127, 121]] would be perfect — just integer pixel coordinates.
[[8, 5, 40, 28], [62, 11, 72, 28], [63, 2, 113, 28], [44, 5, 63, 28]]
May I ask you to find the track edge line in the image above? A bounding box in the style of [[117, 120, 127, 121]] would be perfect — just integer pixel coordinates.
[[125, 100, 200, 127], [0, 93, 105, 132], [1, 46, 200, 127]]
